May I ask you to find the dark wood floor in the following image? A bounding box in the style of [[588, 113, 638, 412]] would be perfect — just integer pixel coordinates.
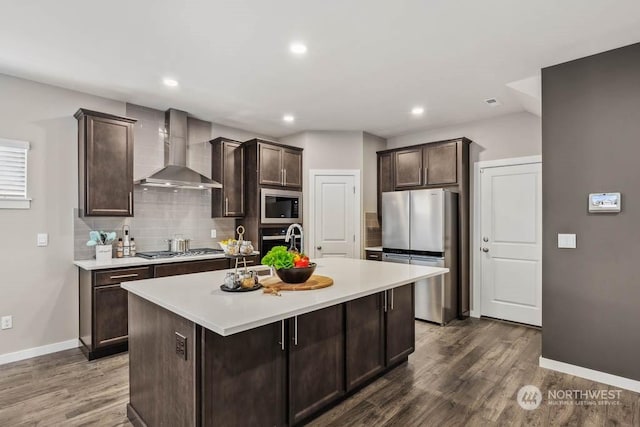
[[1, 318, 639, 426]]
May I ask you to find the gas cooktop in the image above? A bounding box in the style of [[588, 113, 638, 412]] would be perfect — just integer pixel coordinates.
[[136, 248, 224, 259]]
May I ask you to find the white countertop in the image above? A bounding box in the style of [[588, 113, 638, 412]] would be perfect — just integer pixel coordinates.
[[122, 257, 448, 336], [365, 246, 383, 251], [73, 252, 259, 271]]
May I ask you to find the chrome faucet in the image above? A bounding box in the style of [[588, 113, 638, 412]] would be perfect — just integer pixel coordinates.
[[285, 223, 304, 253]]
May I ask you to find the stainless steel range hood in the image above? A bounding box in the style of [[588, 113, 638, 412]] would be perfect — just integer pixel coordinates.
[[135, 109, 222, 189]]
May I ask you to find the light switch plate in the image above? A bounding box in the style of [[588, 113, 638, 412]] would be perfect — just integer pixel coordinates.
[[210, 229, 217, 239], [558, 233, 577, 249], [37, 233, 48, 247]]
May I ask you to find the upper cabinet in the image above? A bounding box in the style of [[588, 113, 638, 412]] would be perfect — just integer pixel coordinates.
[[210, 137, 244, 217], [75, 109, 136, 217], [393, 141, 458, 189], [377, 152, 394, 218], [248, 139, 303, 190]]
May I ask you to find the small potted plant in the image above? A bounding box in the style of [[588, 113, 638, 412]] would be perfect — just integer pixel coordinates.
[[87, 231, 117, 262]]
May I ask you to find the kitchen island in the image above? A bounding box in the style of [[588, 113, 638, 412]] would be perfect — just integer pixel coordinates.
[[122, 257, 448, 427]]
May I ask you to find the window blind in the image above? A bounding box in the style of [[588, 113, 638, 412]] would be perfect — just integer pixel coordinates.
[[0, 138, 30, 209]]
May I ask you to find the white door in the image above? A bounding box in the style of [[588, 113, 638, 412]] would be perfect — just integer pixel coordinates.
[[480, 162, 542, 326], [311, 173, 357, 258]]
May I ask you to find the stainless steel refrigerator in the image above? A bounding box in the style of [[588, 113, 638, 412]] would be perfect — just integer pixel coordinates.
[[381, 189, 458, 325]]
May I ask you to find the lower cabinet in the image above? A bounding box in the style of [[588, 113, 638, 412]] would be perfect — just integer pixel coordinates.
[[80, 259, 231, 360], [202, 323, 287, 427], [288, 305, 345, 425], [385, 284, 416, 365], [345, 283, 415, 391]]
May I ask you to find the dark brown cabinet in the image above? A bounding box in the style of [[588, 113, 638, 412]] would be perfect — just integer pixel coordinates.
[[154, 258, 229, 277], [288, 305, 345, 424], [424, 142, 457, 185], [252, 140, 303, 189], [365, 250, 383, 261], [377, 152, 394, 218], [393, 141, 458, 189], [75, 109, 136, 217], [394, 147, 423, 188], [80, 266, 152, 360], [202, 323, 287, 427], [80, 259, 230, 360], [211, 138, 244, 217], [385, 284, 415, 366], [345, 293, 385, 391]]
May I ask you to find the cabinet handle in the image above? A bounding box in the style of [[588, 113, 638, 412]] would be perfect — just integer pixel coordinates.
[[390, 289, 395, 310], [293, 316, 298, 346], [279, 320, 285, 351], [424, 167, 428, 185], [367, 254, 379, 259], [128, 192, 132, 215], [283, 169, 287, 186], [224, 197, 229, 215], [418, 167, 422, 185], [109, 273, 138, 280], [384, 291, 388, 312]]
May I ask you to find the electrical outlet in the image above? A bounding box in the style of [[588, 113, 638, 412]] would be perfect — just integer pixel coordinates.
[[175, 332, 187, 360], [210, 229, 217, 239], [1, 315, 12, 330], [37, 233, 48, 247]]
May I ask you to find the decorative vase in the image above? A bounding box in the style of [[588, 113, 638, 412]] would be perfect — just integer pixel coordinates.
[[95, 244, 113, 262]]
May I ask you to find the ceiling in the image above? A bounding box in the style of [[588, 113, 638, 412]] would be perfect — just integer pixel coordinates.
[[1, 1, 640, 138]]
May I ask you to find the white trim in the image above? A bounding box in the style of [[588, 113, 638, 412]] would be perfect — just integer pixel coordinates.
[[471, 155, 542, 318], [0, 137, 30, 150], [0, 339, 79, 366], [539, 356, 640, 393], [308, 169, 361, 260], [0, 198, 31, 209]]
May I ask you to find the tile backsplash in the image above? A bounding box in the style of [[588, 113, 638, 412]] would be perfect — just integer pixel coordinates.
[[74, 188, 236, 259], [74, 103, 237, 260]]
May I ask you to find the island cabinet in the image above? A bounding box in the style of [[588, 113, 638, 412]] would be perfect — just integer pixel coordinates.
[[288, 305, 345, 425], [345, 283, 415, 391], [75, 109, 137, 217], [210, 137, 244, 217], [202, 323, 287, 427]]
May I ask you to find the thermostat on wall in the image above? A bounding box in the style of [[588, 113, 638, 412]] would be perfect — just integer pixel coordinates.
[[588, 192, 621, 213]]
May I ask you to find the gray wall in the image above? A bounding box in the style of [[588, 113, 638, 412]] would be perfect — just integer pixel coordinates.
[[542, 42, 640, 380]]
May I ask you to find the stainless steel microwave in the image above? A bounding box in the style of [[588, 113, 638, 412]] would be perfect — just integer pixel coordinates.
[[261, 188, 302, 224]]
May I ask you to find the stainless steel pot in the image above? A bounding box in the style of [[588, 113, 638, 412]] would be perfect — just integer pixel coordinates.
[[167, 237, 190, 253]]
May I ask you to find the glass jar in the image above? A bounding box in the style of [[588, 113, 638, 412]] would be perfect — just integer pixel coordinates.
[[240, 240, 254, 256], [227, 240, 239, 255]]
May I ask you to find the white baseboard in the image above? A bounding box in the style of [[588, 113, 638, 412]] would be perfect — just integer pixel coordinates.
[[0, 339, 79, 366], [539, 356, 640, 393]]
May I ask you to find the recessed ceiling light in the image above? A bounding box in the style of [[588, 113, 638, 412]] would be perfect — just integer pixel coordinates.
[[165, 182, 172, 186], [289, 43, 307, 55], [283, 114, 295, 123], [163, 78, 179, 87], [411, 106, 425, 116]]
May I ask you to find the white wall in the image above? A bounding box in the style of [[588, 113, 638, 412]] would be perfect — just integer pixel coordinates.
[[0, 74, 125, 358], [387, 111, 541, 161], [387, 111, 541, 313]]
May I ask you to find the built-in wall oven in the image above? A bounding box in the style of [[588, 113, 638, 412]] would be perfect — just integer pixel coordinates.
[[261, 188, 302, 224], [260, 228, 302, 255]]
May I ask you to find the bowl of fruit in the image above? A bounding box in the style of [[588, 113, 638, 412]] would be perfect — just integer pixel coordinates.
[[261, 246, 316, 284]]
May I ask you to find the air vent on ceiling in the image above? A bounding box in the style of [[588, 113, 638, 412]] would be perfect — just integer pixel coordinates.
[[484, 98, 501, 107]]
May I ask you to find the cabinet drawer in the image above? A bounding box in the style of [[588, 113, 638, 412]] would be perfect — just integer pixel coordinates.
[[94, 266, 152, 286], [154, 259, 229, 278], [365, 251, 383, 261]]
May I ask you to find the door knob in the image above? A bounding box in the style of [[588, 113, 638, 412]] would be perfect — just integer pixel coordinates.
[[482, 236, 489, 242], [316, 246, 322, 250], [481, 247, 489, 253]]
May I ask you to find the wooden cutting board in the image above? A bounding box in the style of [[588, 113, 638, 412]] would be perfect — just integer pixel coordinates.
[[261, 275, 333, 294]]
